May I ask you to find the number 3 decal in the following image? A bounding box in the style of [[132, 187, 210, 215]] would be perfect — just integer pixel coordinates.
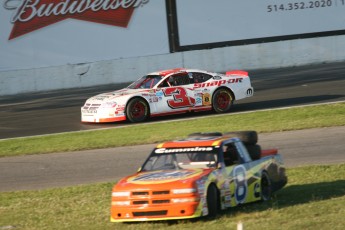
[[233, 165, 247, 204], [163, 87, 195, 109]]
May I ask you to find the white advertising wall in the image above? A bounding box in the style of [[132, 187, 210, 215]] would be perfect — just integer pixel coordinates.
[[0, 0, 169, 71], [176, 0, 345, 46], [1, 0, 345, 96]]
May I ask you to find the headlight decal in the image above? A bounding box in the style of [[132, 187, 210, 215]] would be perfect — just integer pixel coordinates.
[[112, 201, 131, 206], [172, 188, 197, 194], [112, 191, 130, 197], [101, 101, 117, 108]]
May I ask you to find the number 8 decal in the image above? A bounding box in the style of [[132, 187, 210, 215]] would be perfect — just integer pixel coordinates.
[[233, 165, 247, 204]]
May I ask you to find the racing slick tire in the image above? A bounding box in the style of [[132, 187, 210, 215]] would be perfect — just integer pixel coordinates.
[[245, 144, 261, 160], [206, 184, 219, 218], [126, 97, 150, 123], [188, 132, 223, 138], [212, 88, 233, 113], [260, 171, 272, 201], [223, 131, 258, 145]]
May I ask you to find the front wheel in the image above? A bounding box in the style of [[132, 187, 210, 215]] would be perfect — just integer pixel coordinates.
[[126, 98, 149, 123], [206, 185, 218, 218], [212, 88, 233, 113]]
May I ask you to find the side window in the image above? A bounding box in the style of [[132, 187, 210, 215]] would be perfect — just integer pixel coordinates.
[[234, 141, 252, 163], [222, 143, 240, 166], [190, 72, 213, 83], [223, 141, 252, 166], [168, 74, 193, 86], [158, 79, 170, 88]]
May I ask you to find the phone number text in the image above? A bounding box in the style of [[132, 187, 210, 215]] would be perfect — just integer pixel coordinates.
[[267, 0, 344, 12]]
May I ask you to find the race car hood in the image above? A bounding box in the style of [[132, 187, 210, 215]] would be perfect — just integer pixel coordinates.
[[114, 168, 213, 190], [85, 88, 150, 104]]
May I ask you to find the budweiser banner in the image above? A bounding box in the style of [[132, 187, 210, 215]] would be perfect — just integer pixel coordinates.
[[4, 0, 149, 40], [0, 0, 169, 71]]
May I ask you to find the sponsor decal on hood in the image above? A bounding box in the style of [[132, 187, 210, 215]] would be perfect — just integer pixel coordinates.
[[126, 169, 203, 184], [87, 88, 147, 102]]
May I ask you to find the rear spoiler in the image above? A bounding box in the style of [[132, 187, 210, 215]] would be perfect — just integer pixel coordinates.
[[226, 70, 248, 76], [261, 149, 278, 157]]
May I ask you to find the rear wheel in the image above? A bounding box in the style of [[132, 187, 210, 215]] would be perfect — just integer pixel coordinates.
[[126, 98, 149, 123], [212, 88, 233, 113], [261, 171, 272, 201]]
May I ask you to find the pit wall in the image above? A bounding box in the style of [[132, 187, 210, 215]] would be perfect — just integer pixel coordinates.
[[1, 35, 345, 96]]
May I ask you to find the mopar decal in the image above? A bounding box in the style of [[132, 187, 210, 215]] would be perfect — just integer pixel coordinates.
[[247, 88, 253, 95]]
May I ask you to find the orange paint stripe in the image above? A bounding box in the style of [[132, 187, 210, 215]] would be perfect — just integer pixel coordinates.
[[225, 70, 248, 77], [159, 137, 226, 148]]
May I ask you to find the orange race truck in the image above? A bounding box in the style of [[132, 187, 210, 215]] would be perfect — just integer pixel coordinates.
[[110, 131, 287, 222]]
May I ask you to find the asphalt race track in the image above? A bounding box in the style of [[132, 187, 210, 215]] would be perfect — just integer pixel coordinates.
[[1, 126, 344, 192], [0, 61, 344, 139], [0, 62, 344, 192]]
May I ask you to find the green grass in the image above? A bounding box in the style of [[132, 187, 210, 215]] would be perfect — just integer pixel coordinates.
[[1, 103, 344, 157], [1, 164, 345, 230]]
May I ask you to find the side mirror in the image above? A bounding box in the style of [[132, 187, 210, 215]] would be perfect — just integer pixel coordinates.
[[217, 162, 223, 169]]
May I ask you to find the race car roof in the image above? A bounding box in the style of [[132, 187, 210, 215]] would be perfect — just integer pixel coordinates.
[[148, 68, 212, 77], [157, 68, 187, 76], [156, 136, 227, 148]]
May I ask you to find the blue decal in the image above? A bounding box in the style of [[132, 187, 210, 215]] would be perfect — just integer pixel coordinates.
[[233, 165, 247, 204]]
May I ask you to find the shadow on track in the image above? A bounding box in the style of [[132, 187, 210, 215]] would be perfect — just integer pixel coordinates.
[[235, 95, 345, 111]]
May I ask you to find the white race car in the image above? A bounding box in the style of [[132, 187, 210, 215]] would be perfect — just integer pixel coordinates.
[[81, 68, 254, 123]]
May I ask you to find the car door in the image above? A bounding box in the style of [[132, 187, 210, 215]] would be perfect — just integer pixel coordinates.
[[222, 141, 261, 206], [188, 72, 213, 108], [154, 73, 196, 114]]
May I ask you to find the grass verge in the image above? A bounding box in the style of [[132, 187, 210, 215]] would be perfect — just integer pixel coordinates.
[[0, 103, 344, 157], [1, 164, 345, 230]]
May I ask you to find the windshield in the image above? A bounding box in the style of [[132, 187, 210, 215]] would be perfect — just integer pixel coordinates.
[[127, 75, 163, 89], [141, 150, 218, 171]]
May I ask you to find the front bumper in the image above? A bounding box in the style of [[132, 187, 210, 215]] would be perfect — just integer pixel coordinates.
[[110, 201, 203, 222], [81, 108, 126, 123], [81, 114, 126, 123]]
